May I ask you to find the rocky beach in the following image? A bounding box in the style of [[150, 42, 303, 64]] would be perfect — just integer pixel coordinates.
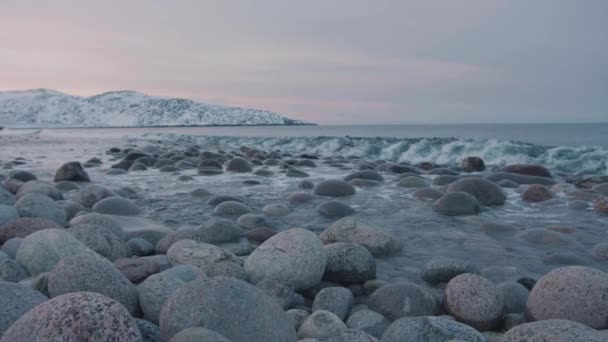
[[1, 129, 608, 341]]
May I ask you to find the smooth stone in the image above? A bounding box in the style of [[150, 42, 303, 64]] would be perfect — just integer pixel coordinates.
[[138, 265, 205, 325], [0, 292, 142, 342], [0, 205, 18, 226], [159, 277, 297, 342], [447, 177, 506, 206], [298, 310, 347, 340], [421, 259, 479, 284], [1, 237, 23, 259], [75, 184, 115, 208], [499, 281, 529, 314], [47, 254, 139, 315], [289, 192, 315, 204], [317, 201, 356, 219], [14, 192, 66, 225], [196, 217, 244, 243], [253, 168, 274, 177], [517, 228, 575, 246], [92, 196, 141, 216], [502, 164, 552, 178], [16, 180, 62, 200], [287, 309, 310, 330], [592, 197, 608, 214], [498, 179, 520, 188], [67, 223, 128, 261], [568, 199, 589, 210], [444, 273, 503, 331], [486, 172, 557, 185], [256, 277, 296, 309], [168, 327, 231, 342], [312, 286, 354, 320], [433, 192, 481, 216], [245, 228, 326, 290], [114, 257, 161, 283], [0, 186, 16, 206], [287, 167, 310, 178], [526, 266, 608, 329], [461, 156, 485, 172], [225, 157, 253, 172], [320, 217, 402, 256], [314, 180, 356, 197], [381, 316, 486, 342], [69, 212, 127, 240], [190, 188, 212, 197], [128, 237, 155, 256], [236, 213, 268, 230], [245, 227, 277, 243], [522, 184, 554, 202], [323, 242, 376, 284], [214, 200, 251, 217], [432, 175, 461, 186], [167, 239, 238, 272], [7, 170, 37, 182], [206, 195, 242, 207], [16, 228, 98, 276], [368, 282, 437, 320], [54, 161, 90, 182], [325, 329, 379, 342], [0, 281, 47, 336], [592, 242, 608, 261], [344, 171, 384, 182], [129, 163, 148, 171], [346, 309, 390, 338], [135, 319, 161, 342], [385, 164, 422, 174], [398, 176, 429, 188], [263, 203, 290, 216], [502, 319, 605, 342], [205, 261, 248, 281], [56, 199, 85, 221]]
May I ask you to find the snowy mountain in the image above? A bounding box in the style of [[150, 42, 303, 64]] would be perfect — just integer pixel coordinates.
[[0, 89, 308, 127]]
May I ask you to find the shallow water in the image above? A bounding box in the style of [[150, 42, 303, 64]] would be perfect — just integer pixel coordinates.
[[2, 128, 607, 286]]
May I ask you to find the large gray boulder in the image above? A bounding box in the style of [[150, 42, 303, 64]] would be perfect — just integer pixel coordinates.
[[526, 266, 608, 329], [69, 212, 126, 240], [137, 265, 205, 325], [16, 180, 63, 200], [14, 192, 67, 225], [298, 310, 347, 340], [75, 184, 115, 208], [368, 282, 437, 320], [323, 242, 376, 283], [421, 259, 479, 284], [54, 161, 90, 182], [0, 292, 142, 342], [15, 228, 98, 276], [67, 223, 128, 261], [433, 192, 481, 216], [213, 201, 251, 218], [312, 286, 354, 320], [0, 204, 18, 226], [502, 319, 605, 342], [346, 309, 390, 339], [245, 228, 327, 290], [502, 164, 552, 178], [381, 316, 486, 342], [444, 273, 504, 331], [159, 277, 297, 342], [0, 281, 47, 335], [47, 254, 139, 315], [92, 196, 141, 216], [447, 177, 506, 206], [195, 217, 244, 243], [166, 239, 239, 272], [225, 157, 253, 172], [320, 217, 402, 256], [0, 217, 61, 243], [314, 180, 356, 197]]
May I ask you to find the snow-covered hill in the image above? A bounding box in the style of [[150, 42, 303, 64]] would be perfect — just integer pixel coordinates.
[[0, 89, 308, 127]]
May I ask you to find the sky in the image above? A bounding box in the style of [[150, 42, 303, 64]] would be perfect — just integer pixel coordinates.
[[1, 1, 607, 124]]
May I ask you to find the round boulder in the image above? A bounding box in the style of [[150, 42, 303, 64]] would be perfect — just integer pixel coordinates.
[[245, 228, 326, 290], [0, 292, 142, 342], [74, 184, 115, 208], [320, 217, 402, 256], [92, 196, 140, 216], [0, 281, 47, 335], [433, 192, 481, 216], [0, 217, 61, 243], [312, 286, 354, 320], [16, 180, 63, 200], [0, 205, 19, 226], [169, 327, 231, 342], [314, 180, 356, 197], [382, 316, 486, 342], [522, 184, 554, 202], [323, 242, 376, 283], [526, 266, 608, 329], [447, 177, 506, 206], [47, 254, 139, 315], [67, 223, 128, 261], [502, 164, 552, 178], [14, 192, 67, 225], [368, 282, 437, 320], [225, 157, 253, 172], [159, 276, 297, 342], [444, 273, 504, 331], [297, 310, 347, 340], [317, 201, 356, 219], [502, 319, 605, 342], [398, 176, 428, 188], [54, 161, 90, 182], [345, 309, 390, 338], [461, 156, 486, 172], [166, 239, 239, 272], [213, 200, 250, 217]]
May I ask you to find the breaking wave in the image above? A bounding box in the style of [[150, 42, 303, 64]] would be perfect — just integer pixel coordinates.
[[143, 134, 608, 176]]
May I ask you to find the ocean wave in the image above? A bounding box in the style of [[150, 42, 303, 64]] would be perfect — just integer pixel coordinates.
[[142, 133, 608, 176]]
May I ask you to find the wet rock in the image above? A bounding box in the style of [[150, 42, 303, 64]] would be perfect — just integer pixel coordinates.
[[75, 184, 115, 208], [502, 164, 552, 178], [461, 156, 486, 172], [111, 160, 133, 170], [138, 264, 205, 325], [245, 228, 326, 290], [502, 319, 605, 342], [413, 187, 443, 201], [382, 316, 486, 342], [368, 282, 437, 320], [160, 277, 297, 342], [253, 168, 274, 176], [421, 259, 479, 284], [323, 242, 376, 284], [54, 161, 90, 182], [16, 180, 63, 200], [526, 266, 608, 329], [486, 172, 557, 185], [213, 200, 250, 217], [314, 179, 356, 197], [591, 242, 608, 261], [0, 281, 47, 335], [16, 228, 98, 276], [398, 176, 429, 188], [129, 163, 148, 171], [196, 217, 244, 243], [7, 170, 37, 182], [14, 192, 67, 225], [245, 227, 277, 243], [345, 309, 390, 338], [67, 223, 128, 261], [263, 203, 290, 216], [433, 192, 481, 216], [317, 200, 356, 219], [56, 199, 85, 221], [289, 191, 315, 204], [153, 158, 175, 168], [312, 286, 354, 320], [593, 197, 608, 214], [444, 273, 503, 331], [298, 310, 347, 340], [517, 228, 575, 246], [499, 281, 529, 314], [287, 167, 310, 178], [168, 327, 231, 342], [344, 171, 384, 182], [159, 165, 180, 173], [47, 254, 139, 315], [114, 257, 161, 283], [54, 181, 80, 192], [206, 195, 242, 207], [256, 277, 296, 309], [320, 217, 402, 256], [568, 199, 589, 210], [287, 309, 310, 330], [69, 212, 126, 240], [236, 213, 268, 230], [225, 157, 253, 172], [0, 184, 17, 205], [592, 182, 608, 196], [543, 252, 588, 266], [167, 239, 238, 272], [521, 184, 554, 202], [128, 237, 155, 256], [0, 217, 61, 243], [190, 187, 212, 197], [447, 177, 506, 206], [385, 164, 422, 174], [0, 292, 142, 342]]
